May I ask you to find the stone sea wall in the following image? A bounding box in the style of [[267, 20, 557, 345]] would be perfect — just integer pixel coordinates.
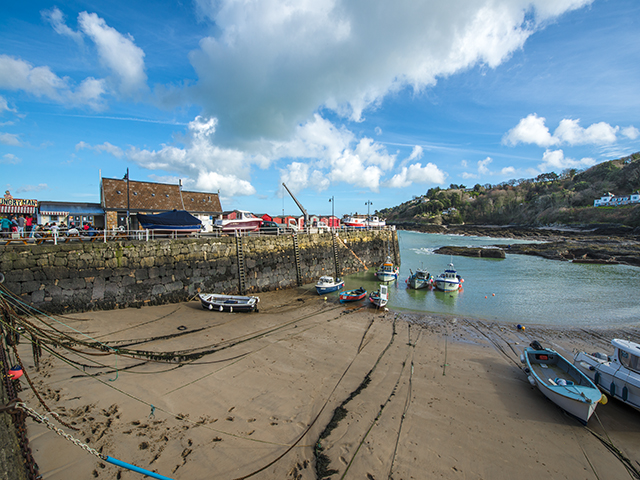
[[0, 230, 399, 313]]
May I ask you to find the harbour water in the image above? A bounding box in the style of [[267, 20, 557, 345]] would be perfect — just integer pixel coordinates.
[[339, 230, 640, 328]]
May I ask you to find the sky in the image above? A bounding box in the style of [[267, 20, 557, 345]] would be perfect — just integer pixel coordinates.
[[1, 0, 639, 218]]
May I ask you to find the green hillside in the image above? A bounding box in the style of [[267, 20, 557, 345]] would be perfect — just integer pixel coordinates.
[[379, 152, 640, 227]]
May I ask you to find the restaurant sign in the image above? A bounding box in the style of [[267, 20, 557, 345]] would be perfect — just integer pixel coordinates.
[[0, 197, 38, 214]]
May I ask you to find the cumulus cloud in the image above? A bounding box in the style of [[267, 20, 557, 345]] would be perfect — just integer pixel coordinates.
[[387, 162, 446, 188], [478, 157, 492, 175], [0, 96, 17, 114], [0, 55, 106, 108], [78, 12, 148, 99], [538, 149, 596, 171], [190, 0, 593, 141], [504, 114, 631, 147], [76, 141, 124, 158]]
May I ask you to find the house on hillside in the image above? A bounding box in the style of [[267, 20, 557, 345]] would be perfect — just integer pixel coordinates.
[[101, 177, 222, 231], [594, 192, 640, 207]]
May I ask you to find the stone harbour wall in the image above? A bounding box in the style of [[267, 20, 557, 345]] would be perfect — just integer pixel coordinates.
[[0, 230, 399, 313]]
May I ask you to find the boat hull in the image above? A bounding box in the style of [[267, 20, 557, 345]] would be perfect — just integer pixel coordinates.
[[199, 293, 259, 312], [214, 219, 262, 232], [574, 348, 640, 412], [435, 279, 460, 291], [315, 277, 344, 295], [523, 344, 601, 424], [339, 289, 367, 303]]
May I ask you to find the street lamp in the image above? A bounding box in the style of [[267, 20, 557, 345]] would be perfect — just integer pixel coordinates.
[[329, 196, 335, 232], [365, 200, 372, 220]]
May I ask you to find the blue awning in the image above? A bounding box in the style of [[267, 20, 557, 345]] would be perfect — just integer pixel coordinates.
[[39, 204, 104, 215]]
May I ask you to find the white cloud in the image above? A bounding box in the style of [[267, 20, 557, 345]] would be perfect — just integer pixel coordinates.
[[503, 114, 557, 147], [190, 0, 593, 141], [505, 114, 631, 147], [0, 96, 17, 114], [78, 12, 148, 98], [478, 157, 492, 174], [1, 153, 21, 164], [387, 162, 446, 188], [76, 141, 124, 158], [501, 166, 516, 175], [16, 184, 48, 193], [41, 7, 83, 44], [461, 172, 477, 179], [407, 145, 423, 162], [374, 126, 382, 136], [0, 132, 21, 146], [538, 149, 596, 171], [0, 54, 105, 107], [621, 126, 639, 140]]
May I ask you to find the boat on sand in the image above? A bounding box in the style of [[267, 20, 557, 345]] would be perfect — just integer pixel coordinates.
[[521, 340, 602, 424], [339, 287, 367, 303], [316, 276, 344, 295], [369, 285, 388, 308], [199, 293, 259, 312]]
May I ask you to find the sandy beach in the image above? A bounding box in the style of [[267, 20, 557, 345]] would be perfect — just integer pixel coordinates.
[[15, 288, 640, 479]]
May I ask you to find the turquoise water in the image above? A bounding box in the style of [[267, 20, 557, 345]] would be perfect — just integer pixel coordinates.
[[339, 230, 640, 328]]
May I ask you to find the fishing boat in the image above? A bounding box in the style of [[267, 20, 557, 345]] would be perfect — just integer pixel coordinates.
[[315, 276, 344, 295], [375, 256, 399, 282], [213, 210, 262, 233], [339, 287, 367, 303], [369, 284, 388, 308], [434, 263, 463, 291], [136, 210, 203, 233], [407, 269, 433, 289], [199, 293, 259, 312], [342, 215, 386, 229], [573, 339, 640, 412], [521, 341, 602, 424]]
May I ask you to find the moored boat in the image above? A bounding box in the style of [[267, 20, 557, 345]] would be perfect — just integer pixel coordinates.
[[137, 210, 203, 233], [315, 276, 344, 295], [339, 287, 367, 303], [369, 284, 388, 308], [574, 339, 640, 412], [213, 210, 262, 233], [407, 269, 433, 289], [199, 293, 259, 312], [521, 341, 602, 424], [375, 256, 399, 282], [434, 263, 463, 291]]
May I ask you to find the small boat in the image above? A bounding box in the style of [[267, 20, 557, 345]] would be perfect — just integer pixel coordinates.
[[375, 256, 399, 282], [434, 263, 463, 291], [521, 341, 602, 424], [342, 215, 386, 229], [407, 269, 433, 289], [315, 276, 344, 295], [574, 339, 640, 412], [339, 287, 367, 303], [369, 284, 388, 308], [199, 293, 259, 312], [214, 210, 262, 233], [137, 210, 203, 233]]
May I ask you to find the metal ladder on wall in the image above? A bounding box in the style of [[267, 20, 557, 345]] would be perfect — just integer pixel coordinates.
[[235, 231, 246, 294], [292, 232, 302, 286], [332, 233, 341, 278]]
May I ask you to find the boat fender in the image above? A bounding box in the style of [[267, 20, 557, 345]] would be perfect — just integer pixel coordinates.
[[520, 353, 526, 364], [527, 376, 536, 387], [610, 382, 616, 397], [219, 305, 223, 312], [8, 366, 23, 380], [208, 304, 213, 310], [622, 386, 629, 402], [230, 306, 233, 313], [594, 371, 600, 385], [599, 394, 608, 405]]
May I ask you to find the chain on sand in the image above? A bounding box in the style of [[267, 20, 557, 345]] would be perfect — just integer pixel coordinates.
[[16, 402, 107, 460]]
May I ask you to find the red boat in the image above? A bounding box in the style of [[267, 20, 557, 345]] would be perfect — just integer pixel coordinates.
[[339, 287, 367, 303]]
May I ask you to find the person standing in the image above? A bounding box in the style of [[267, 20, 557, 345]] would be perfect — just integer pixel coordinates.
[[17, 215, 25, 237], [0, 216, 11, 237]]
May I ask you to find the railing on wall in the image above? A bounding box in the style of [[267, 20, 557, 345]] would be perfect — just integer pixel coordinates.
[[2, 224, 395, 246]]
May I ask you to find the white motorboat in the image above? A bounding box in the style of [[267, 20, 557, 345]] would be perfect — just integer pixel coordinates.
[[574, 339, 640, 412], [214, 211, 262, 233], [407, 268, 433, 289], [369, 284, 388, 308], [521, 341, 602, 424], [199, 293, 260, 312], [434, 263, 463, 291], [315, 276, 344, 295]]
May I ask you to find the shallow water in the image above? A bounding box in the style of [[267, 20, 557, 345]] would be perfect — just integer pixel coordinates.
[[338, 230, 640, 328]]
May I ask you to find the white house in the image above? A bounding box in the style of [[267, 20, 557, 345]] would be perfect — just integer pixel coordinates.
[[594, 192, 640, 207]]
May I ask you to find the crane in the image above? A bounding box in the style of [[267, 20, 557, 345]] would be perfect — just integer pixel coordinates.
[[282, 183, 309, 229]]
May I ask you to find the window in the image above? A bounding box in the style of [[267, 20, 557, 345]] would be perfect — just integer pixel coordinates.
[[116, 190, 121, 194], [619, 350, 639, 373]]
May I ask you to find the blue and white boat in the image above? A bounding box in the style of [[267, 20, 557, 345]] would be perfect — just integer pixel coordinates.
[[434, 263, 463, 292], [375, 257, 399, 282], [521, 341, 602, 424], [407, 268, 433, 289], [574, 339, 640, 412], [315, 276, 344, 295]]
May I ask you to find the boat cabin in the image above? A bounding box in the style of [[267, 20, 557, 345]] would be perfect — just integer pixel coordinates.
[[614, 339, 640, 373]]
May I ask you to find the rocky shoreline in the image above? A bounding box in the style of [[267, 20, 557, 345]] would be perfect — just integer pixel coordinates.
[[393, 222, 640, 267]]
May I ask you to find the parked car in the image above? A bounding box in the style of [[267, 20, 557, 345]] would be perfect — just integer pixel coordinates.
[[259, 221, 281, 235]]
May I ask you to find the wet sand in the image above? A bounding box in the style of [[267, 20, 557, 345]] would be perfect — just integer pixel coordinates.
[[17, 288, 640, 479]]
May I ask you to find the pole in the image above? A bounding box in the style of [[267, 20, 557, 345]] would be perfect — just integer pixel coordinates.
[[329, 196, 334, 232], [126, 168, 130, 233]]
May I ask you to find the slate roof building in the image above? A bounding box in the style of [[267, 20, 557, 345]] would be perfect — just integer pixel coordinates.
[[100, 177, 223, 231]]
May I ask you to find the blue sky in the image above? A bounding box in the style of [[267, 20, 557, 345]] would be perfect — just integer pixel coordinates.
[[1, 0, 639, 217]]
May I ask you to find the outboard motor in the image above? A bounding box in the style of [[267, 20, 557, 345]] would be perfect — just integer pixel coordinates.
[[530, 340, 544, 351]]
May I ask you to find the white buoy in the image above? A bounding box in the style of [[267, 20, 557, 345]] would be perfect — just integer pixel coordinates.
[[520, 354, 526, 364]]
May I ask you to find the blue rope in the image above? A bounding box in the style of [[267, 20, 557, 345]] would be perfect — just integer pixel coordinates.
[[105, 456, 175, 480]]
